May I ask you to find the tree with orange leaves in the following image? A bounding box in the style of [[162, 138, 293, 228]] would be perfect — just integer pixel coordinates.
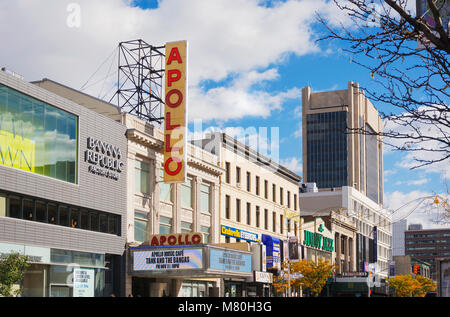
[[387, 274, 436, 297]]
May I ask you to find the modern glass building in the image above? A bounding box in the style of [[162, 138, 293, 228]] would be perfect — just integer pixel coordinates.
[[0, 70, 127, 297]]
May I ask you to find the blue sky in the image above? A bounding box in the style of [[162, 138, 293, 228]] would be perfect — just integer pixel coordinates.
[[0, 0, 448, 228]]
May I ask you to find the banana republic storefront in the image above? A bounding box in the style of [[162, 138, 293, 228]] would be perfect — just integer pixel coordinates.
[[129, 233, 253, 297]]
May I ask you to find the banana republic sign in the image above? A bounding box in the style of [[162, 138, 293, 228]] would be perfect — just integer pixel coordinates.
[[84, 137, 124, 181]]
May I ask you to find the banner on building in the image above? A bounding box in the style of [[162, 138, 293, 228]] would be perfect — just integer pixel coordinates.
[[164, 40, 188, 183], [133, 248, 203, 271], [73, 268, 95, 297]]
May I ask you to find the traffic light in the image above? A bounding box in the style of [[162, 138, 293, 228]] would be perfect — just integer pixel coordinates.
[[413, 265, 419, 275]]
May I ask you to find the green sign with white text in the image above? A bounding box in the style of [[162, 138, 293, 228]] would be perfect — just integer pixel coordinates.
[[303, 230, 334, 252]]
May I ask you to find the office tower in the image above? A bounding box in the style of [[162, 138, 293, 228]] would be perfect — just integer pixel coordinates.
[[302, 81, 384, 205]]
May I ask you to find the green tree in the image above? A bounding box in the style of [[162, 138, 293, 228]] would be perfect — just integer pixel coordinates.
[[0, 252, 30, 297]]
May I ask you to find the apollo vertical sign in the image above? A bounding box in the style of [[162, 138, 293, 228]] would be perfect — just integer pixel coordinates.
[[164, 41, 187, 183]]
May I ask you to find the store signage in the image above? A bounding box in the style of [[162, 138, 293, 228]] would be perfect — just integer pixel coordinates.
[[262, 235, 281, 270], [133, 248, 203, 271], [339, 272, 369, 278], [163, 40, 187, 183], [303, 230, 334, 252], [254, 271, 273, 283], [73, 268, 95, 297], [220, 225, 259, 243], [209, 249, 252, 273], [84, 137, 124, 181], [148, 232, 203, 247]]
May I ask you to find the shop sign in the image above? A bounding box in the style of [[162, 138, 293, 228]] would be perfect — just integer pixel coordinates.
[[133, 248, 203, 271], [261, 235, 281, 270], [254, 271, 273, 284], [209, 249, 252, 273], [84, 137, 124, 181], [303, 230, 334, 252], [73, 268, 95, 297], [220, 225, 259, 243], [163, 40, 187, 183], [339, 272, 369, 278], [148, 232, 203, 247]]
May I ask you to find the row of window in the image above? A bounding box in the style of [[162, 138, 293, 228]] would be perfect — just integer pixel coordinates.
[[0, 192, 121, 235], [134, 161, 212, 213], [133, 212, 211, 243], [224, 195, 298, 235], [224, 162, 298, 211]]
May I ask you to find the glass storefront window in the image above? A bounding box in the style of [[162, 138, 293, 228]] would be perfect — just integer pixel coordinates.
[[36, 201, 46, 223], [48, 203, 58, 224], [23, 199, 34, 221], [8, 196, 21, 218], [59, 206, 69, 227], [0, 84, 78, 184]]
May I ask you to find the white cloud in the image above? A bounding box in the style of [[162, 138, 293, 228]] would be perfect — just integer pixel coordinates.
[[0, 0, 342, 122], [279, 156, 302, 174], [384, 190, 449, 229]]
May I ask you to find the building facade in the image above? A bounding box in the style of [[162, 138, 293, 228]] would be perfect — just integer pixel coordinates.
[[404, 225, 450, 282], [193, 132, 302, 296], [0, 71, 127, 297]]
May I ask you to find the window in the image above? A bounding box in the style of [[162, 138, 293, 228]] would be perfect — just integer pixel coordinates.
[[59, 206, 69, 226], [264, 209, 268, 230], [159, 216, 172, 234], [287, 191, 291, 208], [246, 172, 251, 192], [36, 201, 46, 223], [80, 209, 89, 230], [70, 208, 79, 228], [273, 212, 277, 232], [236, 167, 241, 184], [256, 206, 260, 228], [272, 184, 276, 202], [225, 162, 230, 183], [0, 84, 78, 184], [135, 161, 150, 194], [23, 199, 34, 221], [201, 226, 210, 244], [159, 169, 172, 202], [225, 195, 230, 219], [280, 215, 284, 234], [264, 180, 268, 199], [181, 177, 193, 208], [90, 212, 99, 231], [99, 214, 108, 233], [246, 202, 251, 225], [200, 183, 211, 213], [236, 199, 241, 222], [8, 196, 21, 219], [294, 194, 298, 211], [181, 221, 192, 233], [255, 176, 260, 196], [134, 211, 148, 242], [280, 188, 284, 205], [48, 203, 57, 224]]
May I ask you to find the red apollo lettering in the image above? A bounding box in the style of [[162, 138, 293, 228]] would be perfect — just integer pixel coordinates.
[[151, 236, 159, 246], [165, 112, 180, 130], [192, 234, 202, 244], [165, 89, 183, 108], [168, 235, 177, 245], [160, 235, 167, 245], [167, 47, 183, 65], [167, 69, 181, 87], [164, 157, 182, 176], [165, 134, 181, 153]]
